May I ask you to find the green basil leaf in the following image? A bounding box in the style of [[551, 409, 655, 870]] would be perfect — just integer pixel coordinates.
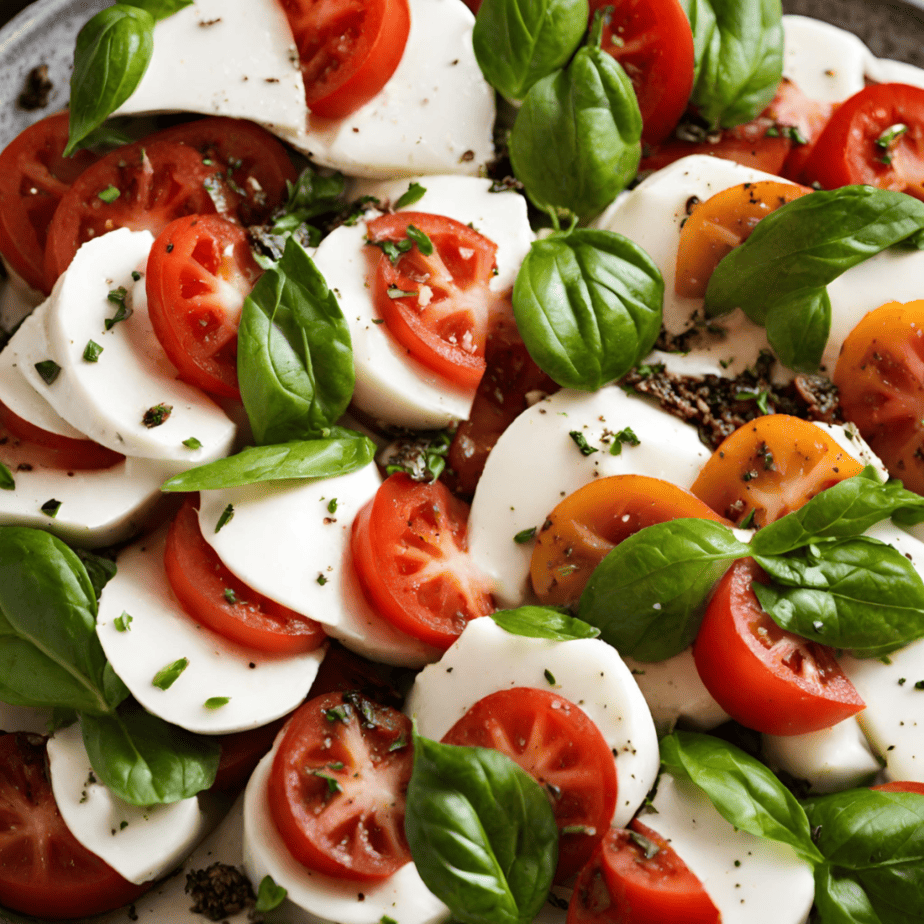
[[804, 788, 924, 923], [490, 606, 601, 641], [763, 285, 831, 373], [81, 705, 219, 806], [813, 865, 882, 924], [119, 0, 193, 22], [270, 166, 346, 236], [406, 733, 558, 924], [753, 538, 924, 657], [509, 43, 642, 223], [238, 238, 354, 445], [0, 528, 123, 715], [578, 519, 749, 661], [473, 0, 589, 100], [66, 5, 155, 156], [160, 434, 376, 492], [74, 549, 118, 602], [512, 229, 663, 390], [661, 731, 823, 864], [686, 0, 783, 129]]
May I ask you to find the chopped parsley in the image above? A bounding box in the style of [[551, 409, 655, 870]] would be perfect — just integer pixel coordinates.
[[395, 182, 427, 208], [215, 504, 234, 533], [312, 770, 342, 794], [152, 657, 189, 690], [83, 340, 104, 362], [569, 430, 597, 456], [142, 403, 173, 428], [40, 498, 62, 518], [608, 426, 640, 456], [105, 286, 132, 329], [97, 184, 121, 203], [204, 697, 230, 709], [544, 669, 556, 685], [514, 526, 537, 544], [34, 360, 61, 385], [182, 436, 202, 449], [327, 498, 338, 514], [406, 224, 433, 255], [113, 612, 133, 632], [222, 588, 238, 605]]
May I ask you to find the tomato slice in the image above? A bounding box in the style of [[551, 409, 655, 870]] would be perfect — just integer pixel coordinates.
[[693, 558, 865, 735], [164, 496, 326, 655], [442, 687, 618, 882], [567, 819, 719, 924], [367, 211, 500, 390], [768, 77, 835, 183], [690, 414, 865, 527], [147, 214, 261, 398], [675, 180, 811, 299], [210, 715, 292, 793], [872, 781, 924, 795], [530, 474, 730, 609], [268, 692, 413, 881], [833, 301, 924, 495], [350, 472, 494, 649], [280, 0, 411, 119], [0, 733, 150, 919], [0, 111, 98, 293], [590, 0, 695, 146], [802, 83, 924, 199]]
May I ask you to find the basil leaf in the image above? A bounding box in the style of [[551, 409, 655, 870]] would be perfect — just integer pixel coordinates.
[[813, 865, 882, 924], [512, 229, 663, 390], [81, 705, 219, 806], [160, 434, 376, 491], [0, 528, 125, 715], [578, 519, 749, 661], [270, 167, 346, 236], [120, 0, 193, 22], [509, 42, 642, 223], [238, 238, 354, 445], [661, 731, 823, 865], [74, 549, 117, 602], [473, 0, 589, 101], [753, 538, 924, 657], [490, 606, 601, 641], [66, 5, 155, 156], [804, 788, 924, 923], [763, 285, 831, 373], [677, 0, 717, 88], [686, 0, 783, 129], [406, 733, 558, 924]]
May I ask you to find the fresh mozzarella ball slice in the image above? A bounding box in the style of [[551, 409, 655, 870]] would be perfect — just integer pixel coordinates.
[[468, 386, 712, 606], [312, 177, 532, 429], [405, 617, 660, 828], [276, 0, 494, 179], [643, 774, 815, 924], [866, 56, 924, 88], [114, 0, 307, 133], [244, 749, 450, 924], [97, 525, 326, 735], [763, 718, 881, 794], [47, 722, 209, 885], [782, 15, 872, 102], [197, 465, 441, 668], [18, 229, 237, 463]]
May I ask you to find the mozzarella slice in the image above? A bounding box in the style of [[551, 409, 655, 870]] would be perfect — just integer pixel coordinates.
[[244, 748, 450, 924], [47, 721, 209, 885], [276, 0, 494, 179], [642, 773, 815, 924], [97, 525, 326, 735], [114, 0, 307, 133], [312, 176, 533, 429], [17, 229, 237, 462], [405, 617, 660, 828], [782, 15, 872, 102], [197, 464, 441, 668], [468, 386, 713, 606]]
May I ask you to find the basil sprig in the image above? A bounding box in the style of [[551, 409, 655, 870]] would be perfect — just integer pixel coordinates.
[[405, 732, 558, 924], [512, 229, 663, 390], [490, 606, 601, 641], [269, 167, 347, 241], [704, 187, 924, 371]]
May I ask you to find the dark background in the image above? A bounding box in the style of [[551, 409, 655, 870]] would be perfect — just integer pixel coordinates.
[[1, 1, 32, 27]]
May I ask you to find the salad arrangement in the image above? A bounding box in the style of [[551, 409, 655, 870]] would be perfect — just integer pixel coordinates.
[[0, 0, 924, 922]]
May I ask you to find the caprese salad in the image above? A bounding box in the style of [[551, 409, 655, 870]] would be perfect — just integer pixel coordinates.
[[0, 0, 924, 922]]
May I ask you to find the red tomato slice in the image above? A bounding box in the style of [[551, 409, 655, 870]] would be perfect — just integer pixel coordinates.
[[0, 733, 150, 919], [693, 558, 865, 736], [768, 77, 835, 183], [0, 111, 98, 293], [350, 472, 495, 649], [833, 300, 924, 495], [568, 819, 719, 924], [589, 0, 695, 146], [147, 214, 261, 398], [280, 0, 411, 119], [268, 692, 413, 881], [44, 139, 223, 286], [873, 781, 924, 795], [210, 715, 291, 793], [441, 687, 618, 882], [367, 211, 500, 390], [164, 496, 326, 655]]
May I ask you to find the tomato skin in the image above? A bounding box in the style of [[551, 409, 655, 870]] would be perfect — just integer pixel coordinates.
[[693, 558, 865, 736], [351, 473, 494, 649], [280, 0, 411, 119], [442, 687, 618, 882], [147, 214, 261, 398], [769, 77, 835, 183], [164, 496, 326, 655], [268, 692, 413, 881], [0, 733, 150, 919], [210, 716, 291, 793], [590, 0, 695, 146], [872, 781, 924, 795], [833, 301, 924, 495]]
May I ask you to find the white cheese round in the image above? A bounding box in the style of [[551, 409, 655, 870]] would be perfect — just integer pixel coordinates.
[[782, 15, 872, 102]]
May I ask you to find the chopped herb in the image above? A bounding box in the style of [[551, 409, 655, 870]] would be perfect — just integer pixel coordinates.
[[97, 184, 121, 203], [83, 340, 104, 362], [113, 611, 133, 632], [254, 876, 287, 914], [406, 224, 434, 255], [182, 436, 202, 449], [395, 182, 426, 208], [215, 504, 235, 533], [327, 498, 338, 514], [569, 430, 598, 456], [131, 270, 141, 281], [152, 657, 189, 690], [324, 706, 348, 723], [876, 123, 908, 149], [142, 403, 173, 428], [735, 389, 771, 414], [381, 917, 399, 924], [34, 360, 61, 385], [368, 236, 413, 263], [0, 463, 14, 491], [544, 669, 556, 685], [609, 426, 640, 456], [899, 677, 907, 686], [223, 588, 238, 605], [40, 498, 61, 518], [561, 825, 590, 835], [204, 697, 230, 709], [387, 285, 417, 299], [105, 287, 132, 329], [628, 830, 660, 859], [312, 770, 343, 794], [389, 737, 407, 752], [739, 508, 756, 529], [316, 573, 328, 586], [915, 680, 924, 690], [514, 526, 537, 544]]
